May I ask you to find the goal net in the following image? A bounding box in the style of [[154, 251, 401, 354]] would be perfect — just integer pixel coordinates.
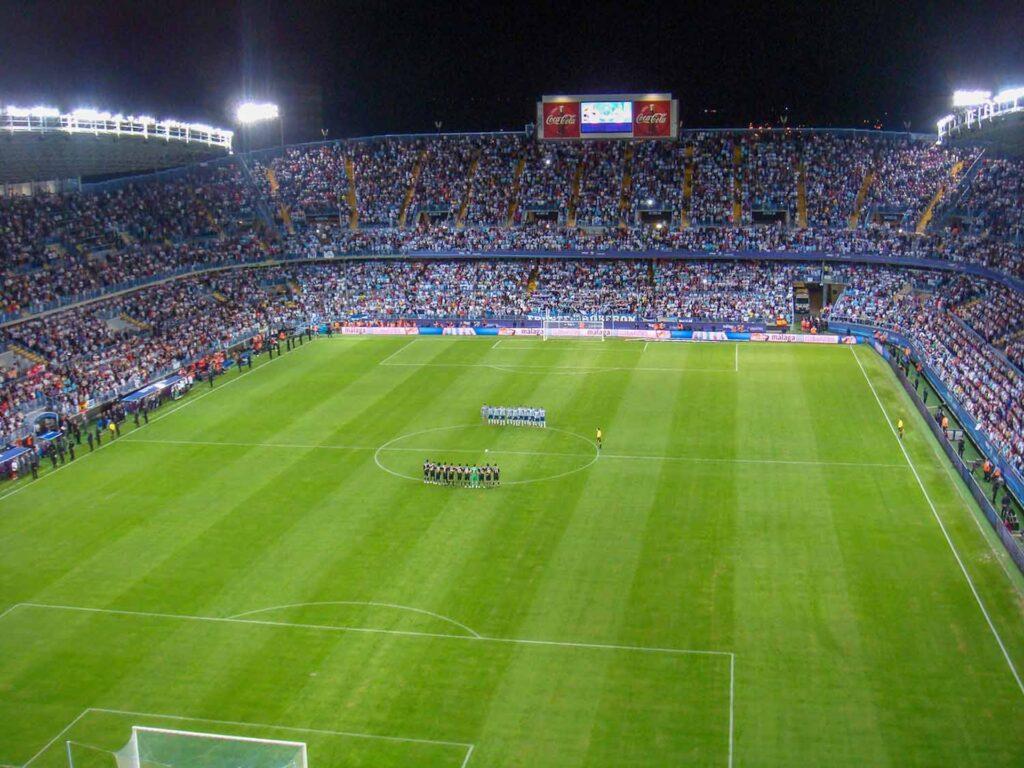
[[81, 726, 308, 768], [541, 316, 606, 341]]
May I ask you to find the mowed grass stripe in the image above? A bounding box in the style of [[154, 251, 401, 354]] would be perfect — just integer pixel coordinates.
[[850, 348, 1024, 674], [0, 337, 1022, 767], [0, 607, 727, 768]]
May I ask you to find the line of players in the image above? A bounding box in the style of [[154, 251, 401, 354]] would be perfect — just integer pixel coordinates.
[[423, 460, 501, 488], [481, 405, 546, 427]]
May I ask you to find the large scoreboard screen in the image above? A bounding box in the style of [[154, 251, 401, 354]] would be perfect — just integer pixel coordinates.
[[581, 101, 633, 134], [538, 93, 677, 141]]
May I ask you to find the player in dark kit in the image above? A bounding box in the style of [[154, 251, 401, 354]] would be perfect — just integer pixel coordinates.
[[424, 461, 500, 488]]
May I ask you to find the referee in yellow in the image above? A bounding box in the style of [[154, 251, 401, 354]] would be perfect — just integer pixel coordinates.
[[897, 418, 905, 439], [596, 427, 603, 450]]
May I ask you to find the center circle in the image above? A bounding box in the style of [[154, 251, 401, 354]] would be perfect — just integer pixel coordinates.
[[374, 424, 599, 486]]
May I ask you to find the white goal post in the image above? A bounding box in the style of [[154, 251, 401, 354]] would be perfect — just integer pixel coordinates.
[[69, 725, 309, 768], [541, 315, 606, 341]]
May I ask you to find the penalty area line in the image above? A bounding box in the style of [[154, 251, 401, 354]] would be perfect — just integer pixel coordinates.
[[851, 346, 1024, 697], [378, 338, 418, 365], [0, 602, 733, 658], [15, 706, 474, 768]]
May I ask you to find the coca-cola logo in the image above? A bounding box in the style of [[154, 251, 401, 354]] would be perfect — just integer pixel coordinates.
[[545, 107, 577, 125], [543, 104, 580, 138], [635, 111, 667, 124], [634, 102, 671, 136]]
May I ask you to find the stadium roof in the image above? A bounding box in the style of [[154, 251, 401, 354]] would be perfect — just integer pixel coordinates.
[[0, 108, 232, 183]]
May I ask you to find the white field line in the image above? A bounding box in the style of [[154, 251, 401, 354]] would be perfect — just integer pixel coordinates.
[[17, 706, 473, 768], [490, 342, 617, 351], [0, 604, 22, 622], [228, 600, 482, 638], [852, 346, 1024, 697], [91, 707, 474, 750], [644, 341, 649, 353], [6, 606, 737, 765], [378, 338, 417, 365], [919, 416, 1024, 595], [20, 708, 92, 767], [4, 609, 732, 768], [0, 602, 733, 658], [0, 341, 314, 506], [380, 361, 735, 374], [728, 653, 735, 768], [123, 437, 378, 451], [119, 436, 908, 470]]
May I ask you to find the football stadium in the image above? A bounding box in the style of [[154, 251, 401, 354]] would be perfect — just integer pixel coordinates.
[[2, 5, 1024, 766]]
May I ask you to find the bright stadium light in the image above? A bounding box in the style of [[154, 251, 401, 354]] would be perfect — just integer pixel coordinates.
[[994, 86, 1024, 103], [3, 105, 60, 118], [952, 89, 991, 107], [235, 101, 280, 124]]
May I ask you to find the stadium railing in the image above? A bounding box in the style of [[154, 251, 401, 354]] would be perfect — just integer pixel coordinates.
[[834, 321, 1024, 560], [881, 337, 1024, 575]]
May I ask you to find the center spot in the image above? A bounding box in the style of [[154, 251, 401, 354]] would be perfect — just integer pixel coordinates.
[[374, 424, 599, 485]]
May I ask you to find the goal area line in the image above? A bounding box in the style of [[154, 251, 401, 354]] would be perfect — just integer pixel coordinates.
[[2, 603, 735, 768], [20, 707, 475, 768]]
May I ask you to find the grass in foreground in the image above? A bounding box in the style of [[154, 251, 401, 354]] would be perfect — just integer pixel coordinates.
[[0, 336, 1022, 767]]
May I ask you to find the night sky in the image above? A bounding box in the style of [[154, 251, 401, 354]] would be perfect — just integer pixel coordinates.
[[1, 0, 1021, 140]]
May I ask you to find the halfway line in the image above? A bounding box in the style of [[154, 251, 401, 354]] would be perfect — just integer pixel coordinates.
[[118, 437, 907, 469]]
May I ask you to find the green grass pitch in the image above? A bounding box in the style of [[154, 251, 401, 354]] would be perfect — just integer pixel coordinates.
[[1, 336, 1023, 767]]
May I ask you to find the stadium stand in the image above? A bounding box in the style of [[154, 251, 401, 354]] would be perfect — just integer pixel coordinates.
[[3, 126, 1024, 500]]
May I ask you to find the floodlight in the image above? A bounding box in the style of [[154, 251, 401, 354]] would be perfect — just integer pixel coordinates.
[[994, 86, 1024, 103], [70, 107, 115, 120], [236, 102, 280, 124], [4, 105, 60, 118], [952, 90, 991, 107]]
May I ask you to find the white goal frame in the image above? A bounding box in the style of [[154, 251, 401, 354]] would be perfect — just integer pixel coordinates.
[[541, 315, 606, 341], [110, 725, 308, 768]]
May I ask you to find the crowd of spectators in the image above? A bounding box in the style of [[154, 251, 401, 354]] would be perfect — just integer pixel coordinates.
[[655, 260, 795, 321], [252, 144, 352, 222], [515, 142, 582, 224], [745, 133, 799, 221], [688, 133, 736, 226], [530, 259, 651, 316], [5, 128, 1024, 478], [948, 279, 1024, 369], [1, 236, 277, 317], [802, 133, 875, 228], [828, 267, 1024, 475], [5, 131, 1024, 321], [865, 139, 975, 219], [955, 156, 1024, 241], [464, 134, 524, 226], [629, 140, 685, 224], [350, 139, 421, 227], [1, 162, 257, 265], [408, 138, 477, 224], [574, 142, 625, 228]]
